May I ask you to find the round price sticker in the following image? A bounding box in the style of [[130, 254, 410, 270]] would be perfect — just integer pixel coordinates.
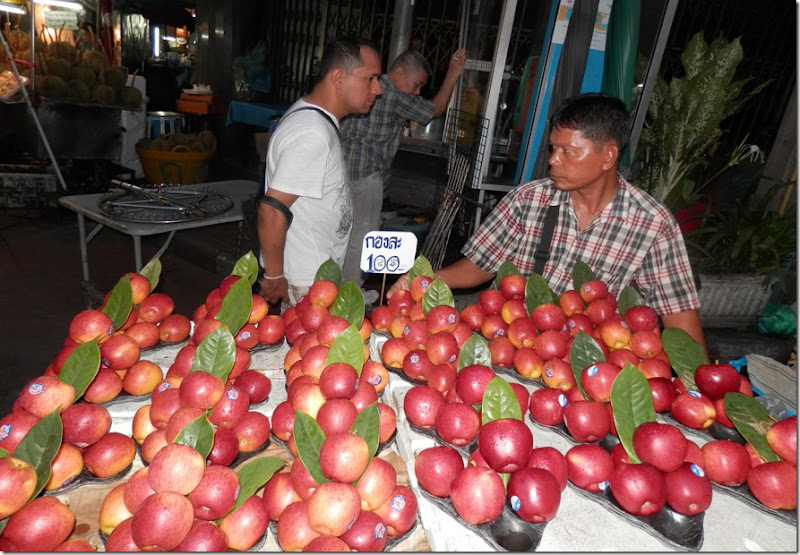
[[360, 231, 417, 274]]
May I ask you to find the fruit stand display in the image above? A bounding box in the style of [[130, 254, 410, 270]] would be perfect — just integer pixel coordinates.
[[0, 253, 795, 552]]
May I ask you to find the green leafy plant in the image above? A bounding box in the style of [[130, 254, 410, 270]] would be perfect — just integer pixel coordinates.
[[634, 31, 770, 209], [683, 180, 796, 285]]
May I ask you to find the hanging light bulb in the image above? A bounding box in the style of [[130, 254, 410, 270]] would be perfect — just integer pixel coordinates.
[[0, 1, 26, 14], [34, 0, 83, 10]]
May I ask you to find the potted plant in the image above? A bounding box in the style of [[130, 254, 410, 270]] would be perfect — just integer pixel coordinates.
[[683, 180, 796, 329], [633, 31, 770, 211]]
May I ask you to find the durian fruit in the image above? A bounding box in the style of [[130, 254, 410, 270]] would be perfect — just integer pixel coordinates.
[[92, 83, 116, 104], [45, 57, 71, 80], [71, 66, 97, 89], [38, 75, 67, 98], [6, 29, 28, 52], [168, 132, 188, 147], [54, 41, 77, 65], [66, 79, 90, 101], [82, 50, 105, 73], [100, 66, 127, 93], [119, 85, 142, 109], [187, 136, 204, 152], [198, 130, 217, 152], [152, 138, 171, 151]]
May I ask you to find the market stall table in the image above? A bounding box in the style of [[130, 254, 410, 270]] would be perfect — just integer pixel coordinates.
[[57, 336, 796, 552], [58, 179, 259, 303]]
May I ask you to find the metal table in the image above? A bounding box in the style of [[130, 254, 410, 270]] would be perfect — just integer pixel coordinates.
[[58, 179, 259, 294]]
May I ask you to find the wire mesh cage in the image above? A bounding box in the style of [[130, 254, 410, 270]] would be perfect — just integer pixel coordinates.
[[423, 108, 490, 269]]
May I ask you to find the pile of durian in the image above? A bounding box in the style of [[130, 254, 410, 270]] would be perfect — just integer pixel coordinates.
[[1, 22, 143, 109], [136, 130, 217, 154]]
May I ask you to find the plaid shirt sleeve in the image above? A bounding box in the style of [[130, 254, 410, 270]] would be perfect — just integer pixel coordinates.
[[394, 93, 435, 125]]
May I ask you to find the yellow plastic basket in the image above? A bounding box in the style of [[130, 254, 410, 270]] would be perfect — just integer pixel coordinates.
[[136, 145, 214, 185]]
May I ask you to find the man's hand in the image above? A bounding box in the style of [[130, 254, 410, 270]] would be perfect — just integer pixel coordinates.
[[448, 48, 468, 76], [387, 274, 410, 299], [259, 276, 289, 305]]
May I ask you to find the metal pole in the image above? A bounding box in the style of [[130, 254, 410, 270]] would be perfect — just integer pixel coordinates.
[[387, 0, 414, 68], [0, 28, 69, 191]]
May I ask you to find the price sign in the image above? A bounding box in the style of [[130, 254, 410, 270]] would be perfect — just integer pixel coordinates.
[[360, 231, 417, 274]]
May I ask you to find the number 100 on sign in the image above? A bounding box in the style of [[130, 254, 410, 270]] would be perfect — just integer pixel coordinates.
[[360, 231, 417, 274]]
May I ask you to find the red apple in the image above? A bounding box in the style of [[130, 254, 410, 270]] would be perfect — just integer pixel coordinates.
[[17, 375, 76, 418], [647, 377, 678, 412], [449, 465, 505, 525], [631, 421, 688, 472], [174, 519, 229, 551], [208, 426, 239, 466], [82, 431, 136, 478], [402, 349, 434, 382], [189, 464, 240, 520], [338, 509, 388, 552], [580, 361, 622, 403], [766, 416, 797, 464], [69, 308, 114, 344], [670, 391, 717, 429], [488, 336, 516, 368], [542, 358, 576, 391], [460, 303, 486, 331], [528, 386, 568, 426], [480, 313, 508, 339], [209, 385, 251, 428], [559, 289, 585, 316], [507, 317, 538, 349], [609, 461, 666, 516], [356, 456, 397, 511], [414, 445, 465, 498], [563, 400, 611, 442], [700, 439, 751, 486], [435, 402, 481, 446], [479, 289, 505, 315], [148, 442, 206, 494], [694, 363, 741, 400], [664, 462, 712, 515], [262, 471, 301, 521], [478, 417, 534, 473], [369, 485, 415, 538], [500, 299, 528, 324], [403, 385, 445, 429], [527, 446, 569, 491], [746, 461, 797, 510], [624, 305, 659, 332], [0, 456, 37, 519], [276, 500, 320, 550], [1, 495, 75, 551], [233, 410, 271, 453], [565, 443, 614, 493], [218, 493, 270, 551], [318, 432, 370, 483], [61, 402, 111, 448], [507, 467, 562, 522], [499, 273, 526, 300], [306, 481, 361, 537], [454, 364, 496, 405]]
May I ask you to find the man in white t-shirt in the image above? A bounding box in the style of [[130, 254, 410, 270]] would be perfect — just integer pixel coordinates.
[[257, 36, 383, 306]]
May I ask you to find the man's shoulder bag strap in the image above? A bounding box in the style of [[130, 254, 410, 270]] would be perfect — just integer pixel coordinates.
[[532, 204, 560, 276]]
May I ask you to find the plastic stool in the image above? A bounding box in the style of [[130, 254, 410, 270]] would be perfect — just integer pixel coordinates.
[[146, 111, 183, 139]]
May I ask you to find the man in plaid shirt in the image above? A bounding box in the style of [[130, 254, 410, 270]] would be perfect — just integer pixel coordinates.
[[389, 93, 707, 351], [340, 48, 467, 286]]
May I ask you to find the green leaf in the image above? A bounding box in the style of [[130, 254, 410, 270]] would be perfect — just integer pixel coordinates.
[[140, 257, 161, 292], [174, 414, 215, 459], [569, 331, 605, 400], [724, 393, 781, 462], [525, 273, 557, 315], [422, 278, 454, 314], [219, 456, 285, 523], [0, 518, 6, 536], [58, 339, 101, 399], [407, 255, 434, 282], [102, 276, 134, 330], [351, 403, 380, 463], [481, 376, 522, 424], [192, 327, 236, 381], [314, 258, 342, 286], [330, 281, 366, 327], [231, 251, 259, 287], [495, 260, 521, 288], [617, 287, 643, 319], [661, 327, 705, 391], [325, 325, 365, 374], [15, 408, 63, 500], [215, 276, 253, 334], [572, 260, 595, 291], [294, 410, 329, 485], [0, 447, 9, 458], [610, 364, 657, 464], [457, 334, 492, 370], [500, 472, 511, 488]]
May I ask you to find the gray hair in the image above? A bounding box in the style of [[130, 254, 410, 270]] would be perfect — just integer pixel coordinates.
[[389, 50, 432, 78]]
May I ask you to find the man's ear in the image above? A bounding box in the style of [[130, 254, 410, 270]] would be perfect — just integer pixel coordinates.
[[329, 67, 346, 88], [602, 143, 619, 170]]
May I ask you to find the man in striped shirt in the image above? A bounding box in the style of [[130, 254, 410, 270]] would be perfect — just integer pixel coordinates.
[[340, 48, 467, 286], [389, 93, 707, 352]]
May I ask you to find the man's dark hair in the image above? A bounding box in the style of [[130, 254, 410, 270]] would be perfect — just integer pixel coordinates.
[[389, 50, 432, 78], [549, 93, 630, 150], [316, 36, 378, 85]]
